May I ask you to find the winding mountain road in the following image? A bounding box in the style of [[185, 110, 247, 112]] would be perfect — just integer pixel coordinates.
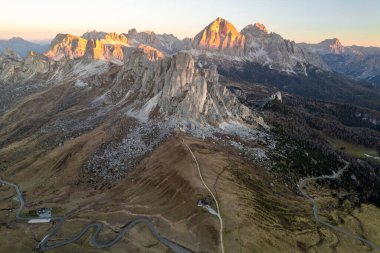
[[3, 151, 379, 252], [182, 139, 225, 253], [297, 160, 380, 251], [0, 178, 192, 253]]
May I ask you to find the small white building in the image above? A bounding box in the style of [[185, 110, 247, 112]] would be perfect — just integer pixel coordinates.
[[28, 219, 51, 223]]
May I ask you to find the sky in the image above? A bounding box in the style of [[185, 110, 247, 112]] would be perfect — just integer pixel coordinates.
[[0, 0, 379, 46]]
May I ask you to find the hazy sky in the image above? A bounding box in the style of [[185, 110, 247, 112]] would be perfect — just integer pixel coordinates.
[[0, 0, 379, 46]]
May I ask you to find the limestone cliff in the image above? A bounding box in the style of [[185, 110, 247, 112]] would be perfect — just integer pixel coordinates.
[[192, 17, 245, 55]]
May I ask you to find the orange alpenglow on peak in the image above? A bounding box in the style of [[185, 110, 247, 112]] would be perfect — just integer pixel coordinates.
[[45, 34, 88, 60], [240, 23, 269, 36], [193, 17, 245, 51], [253, 22, 268, 33]]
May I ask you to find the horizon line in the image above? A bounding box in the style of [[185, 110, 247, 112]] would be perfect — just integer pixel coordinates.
[[1, 32, 379, 48]]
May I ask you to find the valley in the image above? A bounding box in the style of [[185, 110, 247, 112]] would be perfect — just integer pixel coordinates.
[[2, 135, 380, 252]]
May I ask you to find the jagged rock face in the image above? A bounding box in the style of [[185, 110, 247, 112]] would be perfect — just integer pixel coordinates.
[[45, 32, 165, 63], [240, 23, 328, 72], [320, 38, 345, 54], [84, 40, 127, 62], [190, 18, 327, 72], [22, 51, 51, 75], [193, 17, 245, 55], [1, 48, 23, 61], [125, 29, 186, 55], [241, 23, 268, 36], [0, 48, 23, 81], [82, 31, 129, 45], [108, 51, 265, 130], [0, 49, 53, 82], [45, 34, 88, 60], [137, 44, 165, 61]]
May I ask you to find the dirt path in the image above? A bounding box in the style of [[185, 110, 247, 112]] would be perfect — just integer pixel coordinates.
[[181, 139, 225, 253]]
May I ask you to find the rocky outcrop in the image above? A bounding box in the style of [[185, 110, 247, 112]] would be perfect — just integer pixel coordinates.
[[22, 51, 51, 75], [137, 44, 165, 61], [107, 51, 266, 131], [45, 34, 88, 60], [45, 32, 165, 63], [192, 17, 245, 55], [84, 39, 127, 62], [0, 49, 53, 82], [0, 48, 23, 81], [125, 29, 186, 55], [82, 31, 129, 45], [240, 23, 328, 72]]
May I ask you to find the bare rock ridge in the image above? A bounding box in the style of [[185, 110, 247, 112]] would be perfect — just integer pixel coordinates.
[[109, 50, 265, 131]]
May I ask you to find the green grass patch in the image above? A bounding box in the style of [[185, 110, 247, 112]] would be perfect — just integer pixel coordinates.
[[329, 138, 379, 160]]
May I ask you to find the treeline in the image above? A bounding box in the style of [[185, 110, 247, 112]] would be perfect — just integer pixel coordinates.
[[267, 97, 380, 150], [218, 60, 380, 111], [264, 97, 380, 206]]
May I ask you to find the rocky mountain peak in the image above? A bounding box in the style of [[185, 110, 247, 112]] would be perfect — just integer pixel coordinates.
[[45, 34, 88, 60], [127, 28, 138, 36], [318, 38, 345, 54], [83, 31, 129, 45], [320, 38, 342, 47], [137, 44, 165, 61], [110, 50, 264, 132], [82, 30, 107, 40], [241, 23, 269, 35], [207, 17, 239, 34], [2, 48, 23, 61], [192, 17, 245, 52], [125, 28, 185, 55]]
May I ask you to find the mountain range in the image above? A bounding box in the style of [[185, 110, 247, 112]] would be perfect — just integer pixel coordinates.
[[299, 38, 380, 86], [2, 17, 380, 88], [0, 37, 49, 57], [1, 17, 380, 253]]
